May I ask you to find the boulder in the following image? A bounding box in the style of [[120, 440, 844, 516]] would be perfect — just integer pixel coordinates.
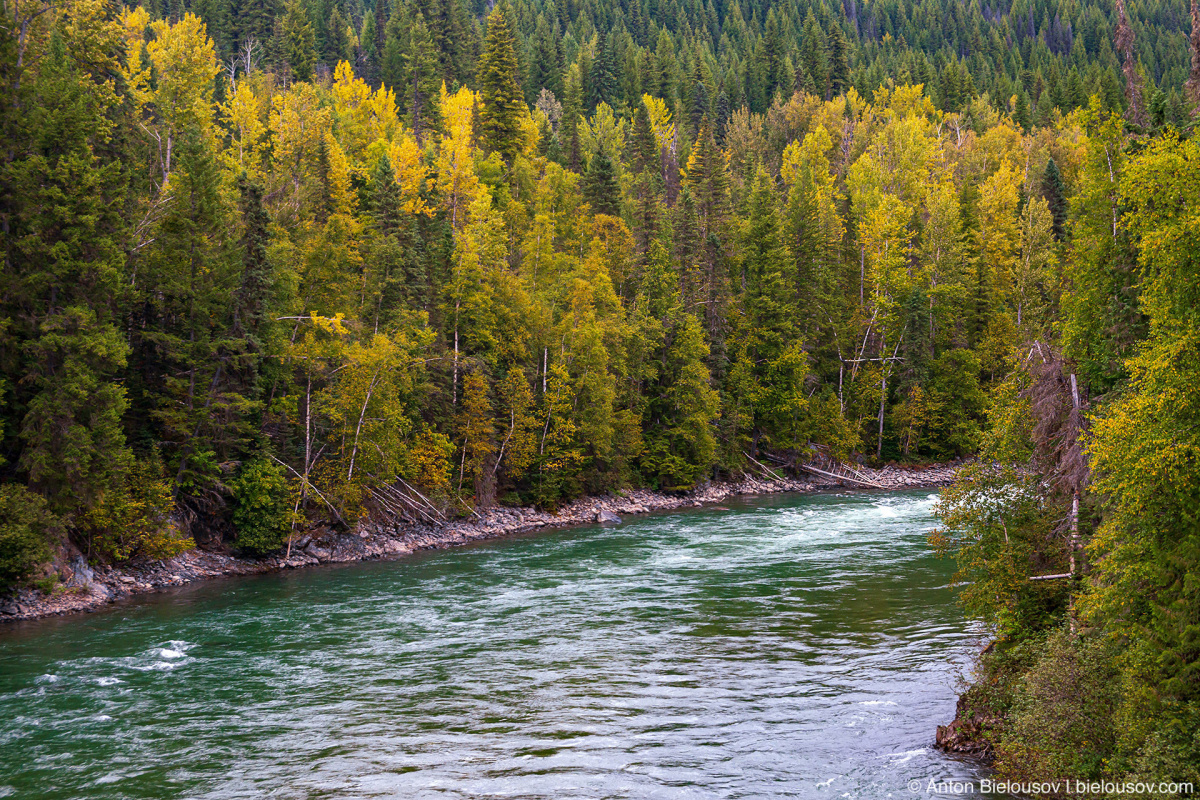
[[596, 509, 622, 524]]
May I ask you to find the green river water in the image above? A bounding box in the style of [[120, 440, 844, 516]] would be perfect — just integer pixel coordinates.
[[0, 490, 1003, 799]]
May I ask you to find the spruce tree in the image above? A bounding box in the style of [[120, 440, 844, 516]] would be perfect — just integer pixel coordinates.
[[237, 0, 279, 56], [282, 0, 317, 82], [584, 150, 620, 217], [478, 6, 524, 166], [402, 14, 442, 142], [1041, 158, 1068, 241], [5, 32, 132, 519], [588, 31, 617, 111], [325, 4, 352, 65], [800, 13, 829, 98], [828, 24, 850, 96]]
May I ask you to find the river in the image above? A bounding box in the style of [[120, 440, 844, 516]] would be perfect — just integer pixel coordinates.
[[0, 490, 1002, 799]]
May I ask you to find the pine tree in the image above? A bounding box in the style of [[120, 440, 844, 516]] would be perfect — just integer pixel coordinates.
[[193, 0, 234, 58], [478, 6, 524, 166], [237, 0, 279, 56], [800, 13, 829, 99], [629, 103, 662, 252], [587, 31, 617, 111], [5, 31, 133, 519], [689, 64, 709, 138], [324, 4, 351, 66]]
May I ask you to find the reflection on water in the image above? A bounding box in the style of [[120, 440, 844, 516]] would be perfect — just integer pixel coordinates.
[[0, 490, 1003, 799]]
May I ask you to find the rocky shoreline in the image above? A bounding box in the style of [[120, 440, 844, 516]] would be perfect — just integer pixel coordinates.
[[0, 461, 959, 623]]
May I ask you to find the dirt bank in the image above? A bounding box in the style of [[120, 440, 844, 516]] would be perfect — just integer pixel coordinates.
[[0, 461, 959, 623]]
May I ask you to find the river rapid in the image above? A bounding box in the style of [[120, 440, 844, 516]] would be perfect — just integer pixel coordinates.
[[0, 490, 1002, 799]]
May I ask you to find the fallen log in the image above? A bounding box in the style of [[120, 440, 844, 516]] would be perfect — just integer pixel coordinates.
[[798, 462, 885, 489]]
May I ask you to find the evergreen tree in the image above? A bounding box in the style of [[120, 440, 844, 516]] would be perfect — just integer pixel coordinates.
[[282, 0, 317, 82], [1041, 158, 1068, 241], [800, 13, 829, 98], [4, 32, 132, 519], [588, 31, 617, 111], [828, 24, 850, 96], [583, 150, 620, 217], [324, 4, 352, 66], [401, 14, 442, 141], [237, 0, 279, 55], [477, 6, 524, 166]]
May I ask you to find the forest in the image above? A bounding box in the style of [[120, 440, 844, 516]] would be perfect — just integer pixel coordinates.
[[2, 0, 1200, 786]]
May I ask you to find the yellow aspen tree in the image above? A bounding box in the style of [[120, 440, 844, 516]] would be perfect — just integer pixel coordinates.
[[436, 85, 482, 229], [145, 13, 220, 182]]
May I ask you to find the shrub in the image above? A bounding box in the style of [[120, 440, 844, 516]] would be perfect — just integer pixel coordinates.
[[83, 453, 189, 562], [230, 457, 292, 555], [0, 484, 58, 593], [996, 628, 1122, 782]]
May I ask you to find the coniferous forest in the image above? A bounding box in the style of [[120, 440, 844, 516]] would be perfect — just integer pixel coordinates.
[[3, 0, 1200, 785]]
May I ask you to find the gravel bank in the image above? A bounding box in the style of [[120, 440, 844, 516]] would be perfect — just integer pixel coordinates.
[[0, 461, 960, 623]]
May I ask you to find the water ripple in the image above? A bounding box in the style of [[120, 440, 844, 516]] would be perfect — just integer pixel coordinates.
[[0, 490, 1004, 799]]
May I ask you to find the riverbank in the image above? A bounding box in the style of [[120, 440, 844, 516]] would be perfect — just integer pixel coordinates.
[[0, 461, 959, 623]]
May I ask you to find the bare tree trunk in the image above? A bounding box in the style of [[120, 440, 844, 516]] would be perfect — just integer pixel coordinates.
[[347, 372, 383, 481], [1068, 372, 1081, 635], [453, 305, 460, 406], [877, 369, 887, 461]]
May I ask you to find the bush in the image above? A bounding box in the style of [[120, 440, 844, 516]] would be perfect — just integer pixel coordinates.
[[83, 453, 190, 562], [230, 458, 292, 555], [0, 484, 58, 593], [996, 628, 1122, 782]]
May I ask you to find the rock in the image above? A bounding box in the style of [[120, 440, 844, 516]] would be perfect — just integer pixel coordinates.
[[65, 555, 94, 589], [119, 576, 136, 585], [596, 509, 622, 524]]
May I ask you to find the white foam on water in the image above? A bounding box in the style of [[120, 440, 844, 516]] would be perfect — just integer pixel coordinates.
[[95, 677, 123, 686], [126, 640, 197, 671], [858, 700, 898, 707], [35, 674, 57, 684], [95, 715, 113, 721], [884, 748, 926, 764]]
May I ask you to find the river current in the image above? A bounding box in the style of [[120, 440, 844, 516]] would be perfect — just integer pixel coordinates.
[[0, 490, 1000, 799]]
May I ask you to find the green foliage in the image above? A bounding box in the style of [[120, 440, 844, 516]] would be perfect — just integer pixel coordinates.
[[229, 457, 292, 555], [81, 453, 188, 562], [477, 7, 524, 166], [0, 484, 58, 593], [996, 629, 1123, 782], [282, 0, 316, 82]]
